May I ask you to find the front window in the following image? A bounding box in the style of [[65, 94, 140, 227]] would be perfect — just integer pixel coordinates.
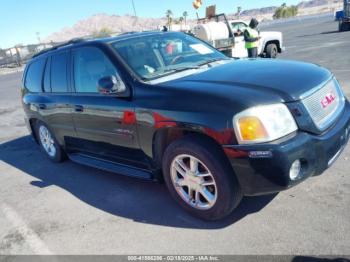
[[111, 32, 228, 80], [231, 22, 248, 34], [73, 47, 118, 93]]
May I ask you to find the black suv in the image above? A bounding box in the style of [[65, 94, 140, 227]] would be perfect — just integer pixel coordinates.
[[22, 31, 350, 220]]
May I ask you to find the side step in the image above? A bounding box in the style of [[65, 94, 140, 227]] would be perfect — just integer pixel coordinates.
[[68, 153, 154, 180]]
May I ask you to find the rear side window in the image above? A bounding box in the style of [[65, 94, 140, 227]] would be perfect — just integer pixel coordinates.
[[51, 52, 68, 92], [24, 59, 45, 92]]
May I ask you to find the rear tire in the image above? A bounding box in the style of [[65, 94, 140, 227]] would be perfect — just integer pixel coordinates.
[[162, 136, 242, 220], [266, 43, 278, 58], [35, 121, 65, 163]]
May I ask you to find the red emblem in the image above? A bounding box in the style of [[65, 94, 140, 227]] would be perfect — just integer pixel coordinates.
[[321, 92, 336, 108]]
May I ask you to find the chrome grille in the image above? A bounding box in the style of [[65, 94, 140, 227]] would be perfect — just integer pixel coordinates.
[[302, 78, 345, 131]]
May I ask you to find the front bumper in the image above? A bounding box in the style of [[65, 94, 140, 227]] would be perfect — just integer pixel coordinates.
[[223, 101, 350, 196]]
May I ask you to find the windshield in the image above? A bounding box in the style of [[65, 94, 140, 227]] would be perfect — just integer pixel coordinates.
[[111, 32, 228, 80]]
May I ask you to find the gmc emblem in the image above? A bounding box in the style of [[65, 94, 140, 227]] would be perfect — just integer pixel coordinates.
[[321, 92, 336, 108]]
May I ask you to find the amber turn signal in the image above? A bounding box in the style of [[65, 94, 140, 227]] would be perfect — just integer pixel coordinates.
[[238, 116, 268, 141]]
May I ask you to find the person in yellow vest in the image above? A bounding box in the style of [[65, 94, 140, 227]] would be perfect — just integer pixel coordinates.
[[244, 18, 260, 58]]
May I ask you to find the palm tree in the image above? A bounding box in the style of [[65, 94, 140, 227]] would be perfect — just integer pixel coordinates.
[[237, 6, 242, 18], [183, 11, 188, 26], [179, 16, 184, 25], [166, 9, 173, 29]]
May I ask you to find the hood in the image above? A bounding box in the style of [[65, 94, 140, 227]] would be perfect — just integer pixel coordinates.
[[260, 31, 282, 38], [164, 59, 332, 103]]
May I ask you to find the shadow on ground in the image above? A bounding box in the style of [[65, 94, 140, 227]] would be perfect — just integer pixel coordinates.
[[0, 136, 277, 229]]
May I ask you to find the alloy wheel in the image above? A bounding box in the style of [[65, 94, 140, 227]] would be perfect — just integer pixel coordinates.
[[170, 154, 217, 210], [38, 125, 56, 157]]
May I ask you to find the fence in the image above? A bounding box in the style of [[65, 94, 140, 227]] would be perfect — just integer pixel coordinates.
[[0, 42, 62, 68], [0, 30, 124, 69]]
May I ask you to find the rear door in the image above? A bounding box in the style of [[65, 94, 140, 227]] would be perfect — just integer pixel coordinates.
[[68, 46, 147, 169], [23, 52, 75, 145], [42, 51, 75, 144]]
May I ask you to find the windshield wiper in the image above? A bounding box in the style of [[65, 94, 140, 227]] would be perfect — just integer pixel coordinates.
[[160, 58, 230, 75], [196, 58, 230, 67], [162, 66, 200, 74], [145, 59, 230, 80]]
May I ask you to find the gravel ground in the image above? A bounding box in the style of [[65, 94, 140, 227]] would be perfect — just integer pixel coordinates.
[[0, 15, 349, 256]]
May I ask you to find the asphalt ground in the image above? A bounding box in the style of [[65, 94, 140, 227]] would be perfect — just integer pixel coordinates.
[[0, 15, 349, 255]]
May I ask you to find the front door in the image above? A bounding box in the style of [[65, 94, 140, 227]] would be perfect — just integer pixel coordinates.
[[230, 22, 248, 58], [232, 35, 248, 58], [68, 46, 147, 169]]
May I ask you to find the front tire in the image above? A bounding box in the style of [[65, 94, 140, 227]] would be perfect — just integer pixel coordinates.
[[266, 43, 278, 58], [36, 121, 65, 162], [162, 136, 242, 220]]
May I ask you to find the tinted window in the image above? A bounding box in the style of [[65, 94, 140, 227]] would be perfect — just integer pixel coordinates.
[[43, 57, 51, 92], [73, 47, 117, 93], [25, 58, 45, 92], [51, 52, 68, 92]]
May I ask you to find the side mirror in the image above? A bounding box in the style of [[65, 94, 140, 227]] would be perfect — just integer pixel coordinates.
[[97, 75, 126, 95]]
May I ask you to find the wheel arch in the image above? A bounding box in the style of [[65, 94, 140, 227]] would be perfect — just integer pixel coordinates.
[[152, 126, 235, 178], [28, 118, 39, 144], [27, 118, 66, 148], [264, 40, 281, 53]]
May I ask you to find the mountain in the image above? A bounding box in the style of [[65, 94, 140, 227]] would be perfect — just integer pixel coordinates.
[[298, 0, 329, 8], [45, 14, 169, 43], [44, 0, 343, 43]]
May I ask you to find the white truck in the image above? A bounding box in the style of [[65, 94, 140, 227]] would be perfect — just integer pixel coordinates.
[[192, 14, 285, 58]]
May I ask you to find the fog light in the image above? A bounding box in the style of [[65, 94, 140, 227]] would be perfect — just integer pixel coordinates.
[[289, 160, 301, 180]]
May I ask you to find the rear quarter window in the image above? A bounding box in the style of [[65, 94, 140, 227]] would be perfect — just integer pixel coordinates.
[[51, 52, 69, 92], [24, 58, 46, 92]]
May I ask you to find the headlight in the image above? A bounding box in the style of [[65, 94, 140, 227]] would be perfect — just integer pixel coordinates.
[[233, 104, 298, 144]]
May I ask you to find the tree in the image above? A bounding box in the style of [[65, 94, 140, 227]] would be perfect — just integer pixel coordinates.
[[237, 6, 242, 18], [0, 48, 6, 58], [92, 27, 113, 38], [183, 11, 188, 26], [273, 4, 298, 19], [179, 16, 184, 25], [166, 9, 173, 28], [27, 44, 38, 54]]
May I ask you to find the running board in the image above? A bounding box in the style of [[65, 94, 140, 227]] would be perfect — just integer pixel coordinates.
[[68, 153, 154, 180]]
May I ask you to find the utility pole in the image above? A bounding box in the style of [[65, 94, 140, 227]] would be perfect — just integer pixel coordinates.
[[131, 0, 137, 17], [131, 0, 139, 30]]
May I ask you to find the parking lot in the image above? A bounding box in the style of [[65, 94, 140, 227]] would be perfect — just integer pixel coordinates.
[[0, 15, 350, 255]]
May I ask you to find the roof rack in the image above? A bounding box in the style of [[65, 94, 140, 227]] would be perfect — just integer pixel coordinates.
[[32, 38, 87, 58], [119, 31, 139, 35]]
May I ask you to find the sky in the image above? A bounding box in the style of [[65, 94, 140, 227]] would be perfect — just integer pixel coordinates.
[[0, 0, 300, 49]]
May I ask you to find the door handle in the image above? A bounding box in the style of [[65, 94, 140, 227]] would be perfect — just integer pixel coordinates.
[[74, 105, 84, 112]]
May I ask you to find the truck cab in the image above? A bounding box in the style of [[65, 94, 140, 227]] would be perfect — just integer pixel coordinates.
[[192, 14, 284, 59], [229, 19, 284, 58], [339, 0, 350, 31]]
